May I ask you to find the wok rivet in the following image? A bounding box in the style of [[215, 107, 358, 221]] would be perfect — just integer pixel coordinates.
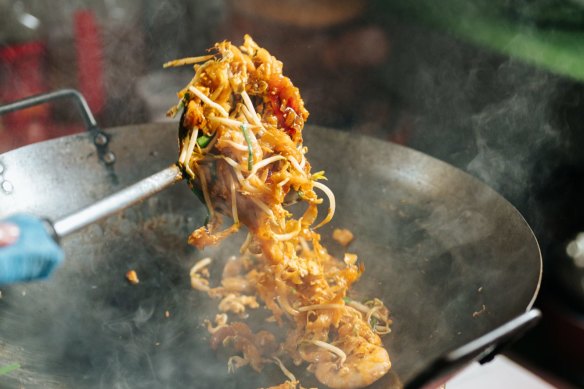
[[94, 133, 108, 146], [103, 152, 116, 165], [2, 180, 13, 194]]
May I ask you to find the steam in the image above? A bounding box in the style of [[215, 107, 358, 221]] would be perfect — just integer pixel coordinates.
[[384, 22, 563, 235], [466, 62, 560, 207]]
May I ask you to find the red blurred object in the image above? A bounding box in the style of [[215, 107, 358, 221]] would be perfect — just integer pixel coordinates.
[[74, 10, 105, 116], [0, 41, 49, 128], [0, 10, 107, 154]]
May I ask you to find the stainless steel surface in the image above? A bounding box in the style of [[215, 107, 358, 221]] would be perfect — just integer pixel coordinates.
[[53, 164, 182, 238], [0, 123, 542, 388]]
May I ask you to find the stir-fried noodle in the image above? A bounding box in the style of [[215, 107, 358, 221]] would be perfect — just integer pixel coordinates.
[[166, 35, 391, 389]]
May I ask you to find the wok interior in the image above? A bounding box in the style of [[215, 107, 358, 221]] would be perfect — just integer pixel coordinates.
[[0, 123, 540, 388]]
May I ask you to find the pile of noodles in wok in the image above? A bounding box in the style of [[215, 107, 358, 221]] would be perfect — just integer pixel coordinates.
[[165, 35, 391, 389]]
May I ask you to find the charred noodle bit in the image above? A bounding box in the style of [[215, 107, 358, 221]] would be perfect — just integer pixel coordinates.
[[190, 257, 212, 292], [125, 270, 139, 285], [333, 228, 354, 247], [167, 35, 391, 389]]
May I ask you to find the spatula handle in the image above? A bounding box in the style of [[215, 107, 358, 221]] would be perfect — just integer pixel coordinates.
[[0, 214, 64, 285], [52, 164, 183, 239]]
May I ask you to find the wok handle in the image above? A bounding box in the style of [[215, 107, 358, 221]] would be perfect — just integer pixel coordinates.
[[405, 309, 542, 389], [0, 89, 98, 132], [0, 89, 115, 165]]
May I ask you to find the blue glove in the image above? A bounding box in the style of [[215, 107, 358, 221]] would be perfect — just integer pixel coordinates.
[[0, 214, 64, 285]]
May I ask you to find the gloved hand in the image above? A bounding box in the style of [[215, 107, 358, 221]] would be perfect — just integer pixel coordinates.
[[0, 214, 64, 285]]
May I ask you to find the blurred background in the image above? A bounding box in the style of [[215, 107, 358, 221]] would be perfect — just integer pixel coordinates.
[[1, 0, 584, 387]]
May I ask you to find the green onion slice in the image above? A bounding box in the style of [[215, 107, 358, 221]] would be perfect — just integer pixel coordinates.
[[240, 123, 254, 171], [0, 363, 20, 376], [197, 133, 213, 148]]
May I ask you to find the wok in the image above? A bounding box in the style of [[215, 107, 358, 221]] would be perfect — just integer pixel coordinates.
[[0, 109, 541, 387]]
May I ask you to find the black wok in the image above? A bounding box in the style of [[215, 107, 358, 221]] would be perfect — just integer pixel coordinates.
[[0, 120, 541, 388]]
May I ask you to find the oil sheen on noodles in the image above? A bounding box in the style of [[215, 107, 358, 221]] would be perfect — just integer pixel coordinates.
[[165, 35, 392, 389]]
